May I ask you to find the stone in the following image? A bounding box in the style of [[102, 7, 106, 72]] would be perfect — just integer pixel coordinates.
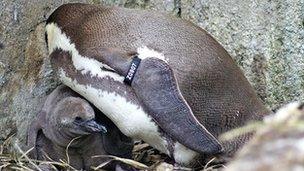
[[225, 102, 304, 171], [180, 0, 304, 108]]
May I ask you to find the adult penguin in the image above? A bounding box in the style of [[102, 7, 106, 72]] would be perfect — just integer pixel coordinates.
[[46, 3, 270, 165]]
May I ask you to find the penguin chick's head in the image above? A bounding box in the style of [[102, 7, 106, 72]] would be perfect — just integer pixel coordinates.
[[52, 97, 107, 135]]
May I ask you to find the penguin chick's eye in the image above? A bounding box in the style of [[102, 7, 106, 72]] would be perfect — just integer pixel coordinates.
[[75, 117, 83, 122]]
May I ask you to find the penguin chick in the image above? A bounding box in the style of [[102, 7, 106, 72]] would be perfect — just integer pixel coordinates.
[[27, 85, 134, 170]]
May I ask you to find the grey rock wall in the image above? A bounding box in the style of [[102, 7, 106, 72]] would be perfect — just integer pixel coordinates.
[[0, 0, 303, 143], [181, 0, 304, 108]]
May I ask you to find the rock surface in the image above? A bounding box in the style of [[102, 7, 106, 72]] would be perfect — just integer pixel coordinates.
[[225, 102, 304, 171], [181, 0, 304, 108], [0, 0, 303, 146]]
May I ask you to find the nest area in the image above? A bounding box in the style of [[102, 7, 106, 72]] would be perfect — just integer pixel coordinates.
[[0, 135, 224, 171]]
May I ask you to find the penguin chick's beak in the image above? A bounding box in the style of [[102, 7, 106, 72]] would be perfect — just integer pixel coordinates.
[[76, 119, 107, 133]]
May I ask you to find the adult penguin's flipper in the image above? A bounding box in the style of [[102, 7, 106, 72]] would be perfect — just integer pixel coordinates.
[[133, 58, 222, 154]]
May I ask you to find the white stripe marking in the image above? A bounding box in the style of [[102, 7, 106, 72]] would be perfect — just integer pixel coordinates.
[[137, 46, 168, 62], [46, 23, 122, 82]]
